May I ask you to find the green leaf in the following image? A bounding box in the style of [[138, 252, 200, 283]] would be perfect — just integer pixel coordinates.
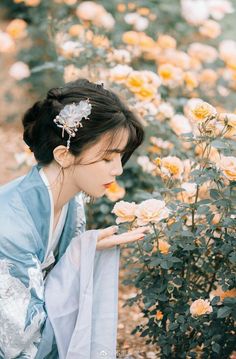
[[217, 306, 232, 318], [212, 342, 221, 354]]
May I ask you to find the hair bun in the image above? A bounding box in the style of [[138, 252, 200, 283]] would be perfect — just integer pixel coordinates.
[[47, 87, 63, 100]]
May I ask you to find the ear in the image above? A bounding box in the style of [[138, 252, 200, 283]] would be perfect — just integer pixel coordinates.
[[53, 145, 74, 168]]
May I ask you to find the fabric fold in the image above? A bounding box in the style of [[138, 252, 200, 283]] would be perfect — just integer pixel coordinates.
[[44, 230, 120, 359]]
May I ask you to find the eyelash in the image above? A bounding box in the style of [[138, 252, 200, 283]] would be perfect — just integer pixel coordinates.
[[103, 158, 113, 163]]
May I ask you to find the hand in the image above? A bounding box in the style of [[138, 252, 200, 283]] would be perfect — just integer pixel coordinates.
[[96, 225, 150, 250]]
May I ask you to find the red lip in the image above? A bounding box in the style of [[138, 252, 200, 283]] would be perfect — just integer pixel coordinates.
[[104, 182, 114, 188]]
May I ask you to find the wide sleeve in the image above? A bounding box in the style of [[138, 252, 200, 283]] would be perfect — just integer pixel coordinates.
[[0, 237, 47, 359]]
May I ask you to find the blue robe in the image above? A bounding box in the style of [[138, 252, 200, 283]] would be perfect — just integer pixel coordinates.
[[0, 165, 120, 358]]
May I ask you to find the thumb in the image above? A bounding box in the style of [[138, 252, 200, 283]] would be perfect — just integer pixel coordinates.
[[98, 225, 118, 241]]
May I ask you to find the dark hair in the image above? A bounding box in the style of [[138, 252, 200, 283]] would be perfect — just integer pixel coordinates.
[[22, 78, 144, 166]]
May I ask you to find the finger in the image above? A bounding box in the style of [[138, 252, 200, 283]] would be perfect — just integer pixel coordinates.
[[98, 226, 118, 241]]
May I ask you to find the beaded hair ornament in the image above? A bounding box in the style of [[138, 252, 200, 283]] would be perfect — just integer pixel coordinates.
[[53, 98, 92, 149]]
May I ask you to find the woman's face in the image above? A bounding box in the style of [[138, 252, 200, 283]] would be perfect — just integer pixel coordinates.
[[69, 128, 129, 198]]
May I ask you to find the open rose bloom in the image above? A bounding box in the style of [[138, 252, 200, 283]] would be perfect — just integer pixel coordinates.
[[190, 299, 213, 317]]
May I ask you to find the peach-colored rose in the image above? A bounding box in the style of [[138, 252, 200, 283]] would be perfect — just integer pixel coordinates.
[[157, 35, 176, 49], [76, 1, 104, 21], [178, 182, 197, 203], [149, 137, 174, 152], [107, 49, 131, 64], [110, 64, 133, 83], [199, 69, 218, 86], [9, 61, 30, 80], [94, 13, 115, 30], [155, 310, 164, 320], [126, 71, 146, 92], [190, 299, 213, 317], [155, 156, 184, 180], [219, 40, 236, 63], [0, 31, 15, 53], [218, 156, 236, 181], [158, 239, 170, 254], [68, 24, 85, 37], [59, 40, 83, 58], [122, 31, 140, 45], [112, 200, 136, 224], [156, 102, 174, 121], [124, 12, 149, 31], [158, 63, 183, 88], [188, 43, 218, 63], [184, 71, 199, 90], [218, 112, 236, 129], [199, 20, 221, 39], [185, 99, 217, 123], [105, 182, 125, 202], [170, 114, 192, 136], [135, 199, 169, 226], [6, 19, 27, 39], [135, 84, 157, 101]]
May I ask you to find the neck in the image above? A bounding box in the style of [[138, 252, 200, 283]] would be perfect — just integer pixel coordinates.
[[42, 162, 79, 214]]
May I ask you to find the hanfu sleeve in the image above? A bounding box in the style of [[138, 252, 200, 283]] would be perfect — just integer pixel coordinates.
[[0, 234, 47, 359]]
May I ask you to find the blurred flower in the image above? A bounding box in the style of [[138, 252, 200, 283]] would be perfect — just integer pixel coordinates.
[[218, 156, 236, 181], [107, 49, 131, 64], [105, 182, 126, 202], [169, 114, 192, 136], [68, 24, 85, 37], [64, 64, 81, 83], [199, 69, 218, 87], [158, 239, 170, 254], [124, 12, 149, 31], [16, 0, 41, 6], [190, 299, 213, 317], [58, 40, 83, 58], [181, 0, 209, 25], [188, 43, 218, 63], [156, 102, 175, 121], [132, 101, 159, 120], [9, 61, 30, 80], [209, 286, 236, 304], [112, 200, 136, 224], [149, 137, 174, 152], [0, 31, 15, 53], [207, 0, 234, 20], [110, 64, 133, 83], [76, 1, 115, 30], [155, 310, 164, 320], [15, 147, 35, 167], [184, 71, 199, 90], [184, 99, 217, 123], [195, 143, 221, 163], [135, 199, 169, 226], [219, 40, 236, 63], [218, 112, 236, 129], [178, 182, 197, 203], [157, 34, 176, 49], [122, 30, 140, 45], [199, 19, 221, 39], [126, 70, 160, 101], [158, 63, 183, 87], [155, 156, 184, 180], [137, 156, 156, 174], [6, 19, 27, 39]]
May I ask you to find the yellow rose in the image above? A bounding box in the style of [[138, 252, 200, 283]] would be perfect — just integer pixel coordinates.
[[218, 156, 236, 181], [185, 99, 217, 123], [190, 299, 213, 317], [136, 84, 157, 101], [184, 71, 199, 90], [105, 182, 125, 202], [122, 31, 140, 45], [158, 239, 170, 254], [158, 63, 183, 88], [135, 199, 169, 226], [126, 71, 146, 93], [111, 200, 136, 224], [155, 156, 184, 180], [6, 19, 27, 39]]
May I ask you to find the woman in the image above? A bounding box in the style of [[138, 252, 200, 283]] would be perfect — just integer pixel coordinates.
[[0, 79, 148, 359]]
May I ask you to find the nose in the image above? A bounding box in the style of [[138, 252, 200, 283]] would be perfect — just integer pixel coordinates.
[[111, 154, 123, 176]]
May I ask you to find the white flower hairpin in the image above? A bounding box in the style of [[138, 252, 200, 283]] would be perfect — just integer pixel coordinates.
[[53, 99, 92, 149]]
